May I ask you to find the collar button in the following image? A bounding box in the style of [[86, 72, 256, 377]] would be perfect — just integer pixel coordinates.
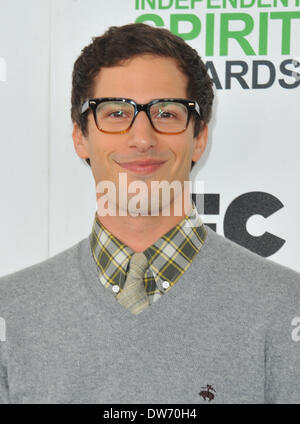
[[112, 285, 120, 293], [162, 281, 170, 289]]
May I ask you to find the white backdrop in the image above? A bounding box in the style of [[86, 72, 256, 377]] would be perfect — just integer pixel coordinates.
[[0, 0, 299, 277]]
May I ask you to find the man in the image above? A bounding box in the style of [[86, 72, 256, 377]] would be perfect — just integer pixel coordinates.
[[0, 23, 299, 404]]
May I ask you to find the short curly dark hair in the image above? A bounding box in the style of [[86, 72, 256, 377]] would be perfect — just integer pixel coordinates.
[[71, 23, 214, 170]]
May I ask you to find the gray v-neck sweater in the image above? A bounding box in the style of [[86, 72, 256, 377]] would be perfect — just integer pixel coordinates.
[[0, 226, 299, 404]]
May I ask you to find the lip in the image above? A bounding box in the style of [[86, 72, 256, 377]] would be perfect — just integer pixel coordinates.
[[116, 160, 167, 175]]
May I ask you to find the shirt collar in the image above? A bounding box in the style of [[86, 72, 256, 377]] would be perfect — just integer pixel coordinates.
[[90, 200, 207, 294]]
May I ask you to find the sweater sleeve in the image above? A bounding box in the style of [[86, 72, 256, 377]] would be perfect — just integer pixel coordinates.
[[264, 285, 300, 403]]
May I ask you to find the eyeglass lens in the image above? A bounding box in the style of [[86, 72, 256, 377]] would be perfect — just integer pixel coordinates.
[[95, 100, 189, 133]]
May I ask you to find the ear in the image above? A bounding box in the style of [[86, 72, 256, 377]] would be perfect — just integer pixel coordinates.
[[72, 122, 89, 159], [192, 123, 208, 162]]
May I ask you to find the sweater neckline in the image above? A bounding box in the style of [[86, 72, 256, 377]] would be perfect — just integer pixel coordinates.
[[77, 225, 213, 327]]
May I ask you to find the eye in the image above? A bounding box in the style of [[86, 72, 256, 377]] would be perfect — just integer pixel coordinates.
[[151, 102, 186, 121], [157, 110, 175, 119], [110, 110, 125, 118], [97, 101, 134, 121]]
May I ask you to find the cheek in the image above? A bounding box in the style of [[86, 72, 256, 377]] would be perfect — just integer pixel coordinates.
[[172, 136, 194, 163], [88, 132, 111, 160]]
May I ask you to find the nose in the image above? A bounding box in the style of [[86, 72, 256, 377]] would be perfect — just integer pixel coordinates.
[[127, 110, 158, 151]]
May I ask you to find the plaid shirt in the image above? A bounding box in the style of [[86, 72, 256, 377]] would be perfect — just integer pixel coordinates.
[[89, 201, 207, 307]]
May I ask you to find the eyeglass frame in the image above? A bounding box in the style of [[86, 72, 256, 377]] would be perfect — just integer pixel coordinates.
[[80, 97, 201, 135]]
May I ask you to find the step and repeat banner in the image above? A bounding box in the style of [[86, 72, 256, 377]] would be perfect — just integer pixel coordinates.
[[0, 0, 299, 276]]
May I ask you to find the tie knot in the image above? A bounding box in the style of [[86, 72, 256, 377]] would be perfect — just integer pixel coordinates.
[[128, 252, 148, 278]]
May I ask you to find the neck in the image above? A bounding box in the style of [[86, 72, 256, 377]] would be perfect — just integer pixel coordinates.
[[96, 194, 193, 252]]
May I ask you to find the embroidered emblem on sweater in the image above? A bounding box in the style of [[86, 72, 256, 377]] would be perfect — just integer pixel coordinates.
[[199, 384, 216, 402]]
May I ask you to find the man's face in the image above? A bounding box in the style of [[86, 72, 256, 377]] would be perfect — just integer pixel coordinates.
[[73, 54, 208, 215]]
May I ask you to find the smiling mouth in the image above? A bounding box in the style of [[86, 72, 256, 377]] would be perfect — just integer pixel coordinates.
[[115, 160, 167, 175]]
